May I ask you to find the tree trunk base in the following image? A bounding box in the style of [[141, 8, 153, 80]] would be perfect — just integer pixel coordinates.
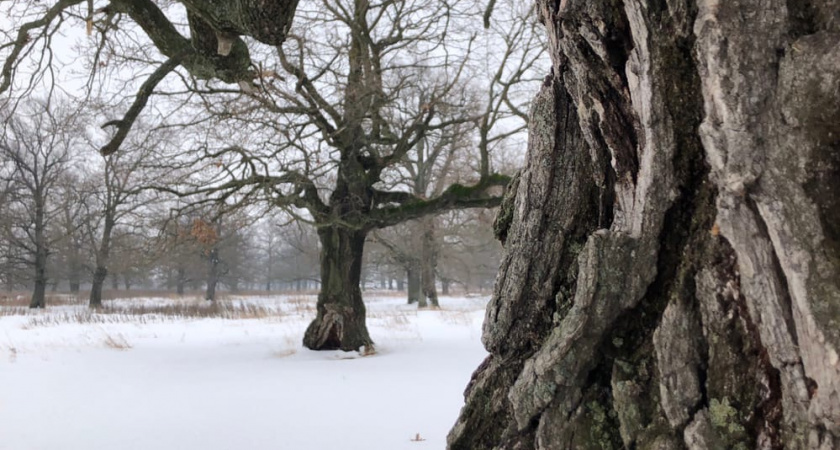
[[90, 267, 107, 308], [303, 303, 373, 352], [30, 281, 46, 309]]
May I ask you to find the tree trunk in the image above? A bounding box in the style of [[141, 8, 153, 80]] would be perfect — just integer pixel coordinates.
[[303, 226, 373, 352], [110, 274, 119, 290], [89, 266, 107, 308], [176, 267, 186, 296], [205, 247, 219, 301], [68, 241, 82, 294], [68, 259, 80, 293], [421, 217, 439, 308], [30, 260, 47, 309], [29, 201, 47, 309], [90, 218, 114, 308], [449, 2, 840, 449], [407, 263, 422, 306]]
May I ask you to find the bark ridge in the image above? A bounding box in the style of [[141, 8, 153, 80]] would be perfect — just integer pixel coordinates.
[[449, 1, 840, 449]]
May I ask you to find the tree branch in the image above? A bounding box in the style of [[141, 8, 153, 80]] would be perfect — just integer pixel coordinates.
[[0, 0, 86, 96], [99, 51, 187, 156], [109, 0, 253, 84], [367, 174, 509, 230]]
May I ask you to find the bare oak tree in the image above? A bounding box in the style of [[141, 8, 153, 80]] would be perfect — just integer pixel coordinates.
[[83, 123, 167, 307], [0, 99, 80, 307], [2, 0, 544, 350]]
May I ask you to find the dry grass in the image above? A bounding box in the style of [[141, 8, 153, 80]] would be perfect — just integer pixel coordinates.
[[101, 331, 133, 350], [232, 289, 321, 297], [0, 288, 320, 307], [439, 309, 475, 326], [14, 299, 293, 329], [0, 306, 29, 317], [283, 296, 316, 314], [103, 300, 280, 319], [367, 310, 418, 339], [370, 310, 412, 327], [0, 293, 82, 307], [0, 289, 230, 308], [1, 291, 485, 331]]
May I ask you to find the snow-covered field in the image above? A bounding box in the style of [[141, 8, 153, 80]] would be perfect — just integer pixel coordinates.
[[0, 293, 489, 450]]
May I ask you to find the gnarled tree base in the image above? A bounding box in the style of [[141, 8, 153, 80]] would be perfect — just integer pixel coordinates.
[[303, 226, 373, 353], [303, 301, 373, 352]]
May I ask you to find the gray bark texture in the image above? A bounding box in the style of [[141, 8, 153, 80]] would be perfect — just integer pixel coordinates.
[[303, 226, 373, 352], [421, 217, 440, 308], [449, 1, 840, 449]]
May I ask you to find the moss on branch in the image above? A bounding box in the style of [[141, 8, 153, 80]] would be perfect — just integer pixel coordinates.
[[367, 174, 510, 230]]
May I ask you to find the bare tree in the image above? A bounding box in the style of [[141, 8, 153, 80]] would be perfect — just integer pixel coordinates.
[[83, 124, 166, 307], [432, 208, 501, 293], [1, 0, 542, 350], [276, 221, 321, 291], [253, 217, 320, 292], [48, 172, 91, 293], [192, 209, 253, 301], [369, 224, 424, 304], [0, 99, 80, 307], [1, 0, 298, 122], [150, 0, 540, 351], [0, 178, 22, 292]]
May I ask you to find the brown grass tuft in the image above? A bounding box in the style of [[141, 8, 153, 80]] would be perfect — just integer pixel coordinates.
[[102, 331, 133, 350]]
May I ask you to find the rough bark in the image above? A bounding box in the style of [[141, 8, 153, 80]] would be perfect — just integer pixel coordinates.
[[449, 1, 840, 449], [90, 217, 115, 308], [105, 0, 297, 85], [89, 267, 107, 308], [30, 261, 47, 309], [421, 217, 440, 308], [303, 226, 373, 352]]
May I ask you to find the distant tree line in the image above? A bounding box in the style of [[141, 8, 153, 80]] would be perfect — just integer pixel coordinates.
[[0, 103, 502, 306]]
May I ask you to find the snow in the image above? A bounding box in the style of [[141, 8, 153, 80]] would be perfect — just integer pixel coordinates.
[[0, 294, 489, 450]]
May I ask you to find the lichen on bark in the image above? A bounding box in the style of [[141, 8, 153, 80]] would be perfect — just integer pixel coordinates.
[[449, 0, 840, 449]]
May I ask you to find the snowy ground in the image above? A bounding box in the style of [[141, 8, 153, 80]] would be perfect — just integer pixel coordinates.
[[0, 293, 489, 450]]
